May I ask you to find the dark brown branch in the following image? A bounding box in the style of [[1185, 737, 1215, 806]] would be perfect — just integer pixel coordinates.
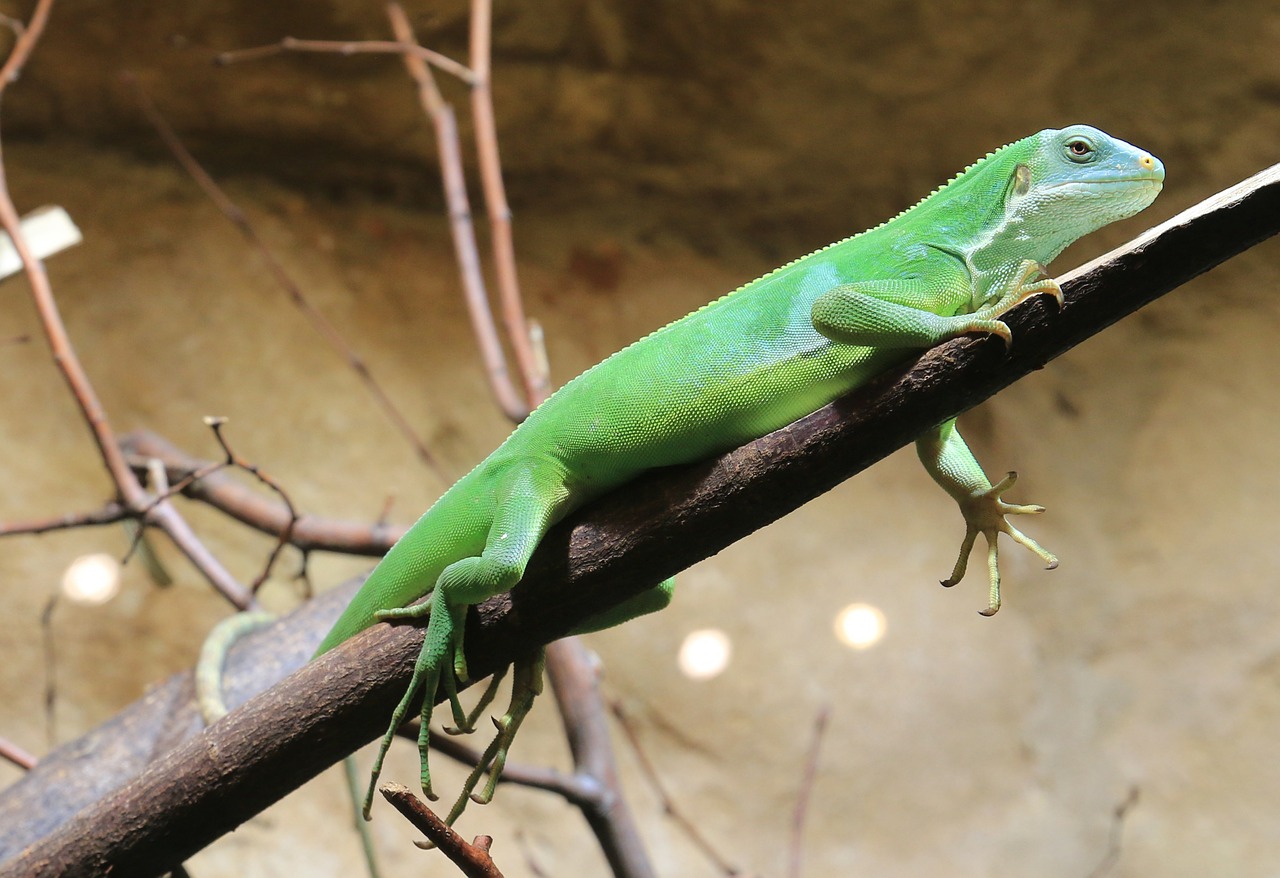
[[381, 785, 505, 877], [2, 164, 1277, 876]]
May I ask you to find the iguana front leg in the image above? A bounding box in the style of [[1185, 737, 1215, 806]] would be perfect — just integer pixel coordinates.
[[812, 277, 1014, 349], [916, 419, 1057, 615], [811, 272, 1059, 614]]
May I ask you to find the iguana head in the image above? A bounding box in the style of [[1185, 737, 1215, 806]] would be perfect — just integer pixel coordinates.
[[1010, 125, 1165, 259]]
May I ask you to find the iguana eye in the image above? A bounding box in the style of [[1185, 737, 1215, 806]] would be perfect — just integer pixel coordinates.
[[1065, 138, 1095, 162]]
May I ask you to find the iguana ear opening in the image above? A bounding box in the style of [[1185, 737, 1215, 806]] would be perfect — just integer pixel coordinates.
[[1007, 163, 1032, 199]]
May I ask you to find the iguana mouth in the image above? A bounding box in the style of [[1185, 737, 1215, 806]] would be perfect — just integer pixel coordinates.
[[1050, 176, 1163, 189]]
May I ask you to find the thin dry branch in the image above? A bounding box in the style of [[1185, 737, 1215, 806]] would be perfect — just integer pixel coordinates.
[[120, 429, 407, 555], [381, 784, 505, 877], [0, 502, 130, 537], [0, 0, 51, 89], [545, 642, 656, 878], [609, 699, 743, 876], [215, 36, 476, 85], [788, 706, 830, 878], [0, 0, 251, 610], [466, 0, 549, 403], [383, 13, 645, 866], [1087, 786, 1140, 878], [121, 72, 446, 477], [0, 737, 35, 771], [200, 418, 302, 591], [384, 4, 530, 421]]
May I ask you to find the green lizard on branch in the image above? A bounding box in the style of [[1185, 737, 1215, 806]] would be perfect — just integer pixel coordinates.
[[316, 125, 1164, 823]]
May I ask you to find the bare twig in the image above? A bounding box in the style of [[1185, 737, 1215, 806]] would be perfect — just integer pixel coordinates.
[[0, 14, 26, 43], [1086, 786, 1140, 878], [120, 72, 446, 477], [380, 784, 505, 878], [384, 3, 529, 421], [423, 728, 603, 805], [610, 699, 742, 876], [545, 641, 656, 878], [120, 429, 406, 555], [0, 502, 130, 537], [788, 706, 830, 878], [467, 0, 548, 402], [0, 8, 251, 609], [0, 1, 133, 497], [389, 7, 648, 874], [0, 737, 35, 771], [203, 418, 300, 591], [40, 594, 58, 749], [0, 0, 50, 89], [215, 36, 476, 86]]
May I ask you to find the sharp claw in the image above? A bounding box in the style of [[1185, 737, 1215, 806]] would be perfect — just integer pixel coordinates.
[[993, 471, 1018, 493]]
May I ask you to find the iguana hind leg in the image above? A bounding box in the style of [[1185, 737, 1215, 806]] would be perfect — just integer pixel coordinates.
[[362, 461, 569, 818]]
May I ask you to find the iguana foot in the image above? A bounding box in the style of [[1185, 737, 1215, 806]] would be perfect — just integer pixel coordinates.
[[443, 649, 545, 826], [364, 599, 474, 817], [983, 260, 1065, 317], [942, 471, 1058, 615]]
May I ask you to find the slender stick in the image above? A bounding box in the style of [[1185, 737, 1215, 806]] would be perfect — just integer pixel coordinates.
[[787, 706, 830, 878], [0, 503, 130, 537], [609, 699, 742, 876], [385, 3, 529, 421], [120, 430, 407, 555], [380, 785, 505, 878], [468, 0, 548, 402], [216, 37, 476, 85], [0, 0, 52, 89], [0, 737, 36, 771], [0, 0, 251, 610], [121, 72, 446, 477]]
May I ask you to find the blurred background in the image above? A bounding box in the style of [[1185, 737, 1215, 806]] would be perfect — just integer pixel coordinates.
[[1, 1, 1278, 876]]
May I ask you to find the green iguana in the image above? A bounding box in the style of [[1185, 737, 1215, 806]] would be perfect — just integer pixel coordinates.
[[316, 124, 1164, 821]]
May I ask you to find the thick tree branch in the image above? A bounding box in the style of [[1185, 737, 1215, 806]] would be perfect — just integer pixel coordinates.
[[1, 163, 1277, 876]]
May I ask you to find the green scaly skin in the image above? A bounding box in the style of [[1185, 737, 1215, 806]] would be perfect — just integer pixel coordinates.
[[316, 125, 1164, 821]]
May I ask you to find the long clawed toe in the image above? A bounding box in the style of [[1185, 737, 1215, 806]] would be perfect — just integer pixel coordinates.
[[941, 471, 1057, 615]]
